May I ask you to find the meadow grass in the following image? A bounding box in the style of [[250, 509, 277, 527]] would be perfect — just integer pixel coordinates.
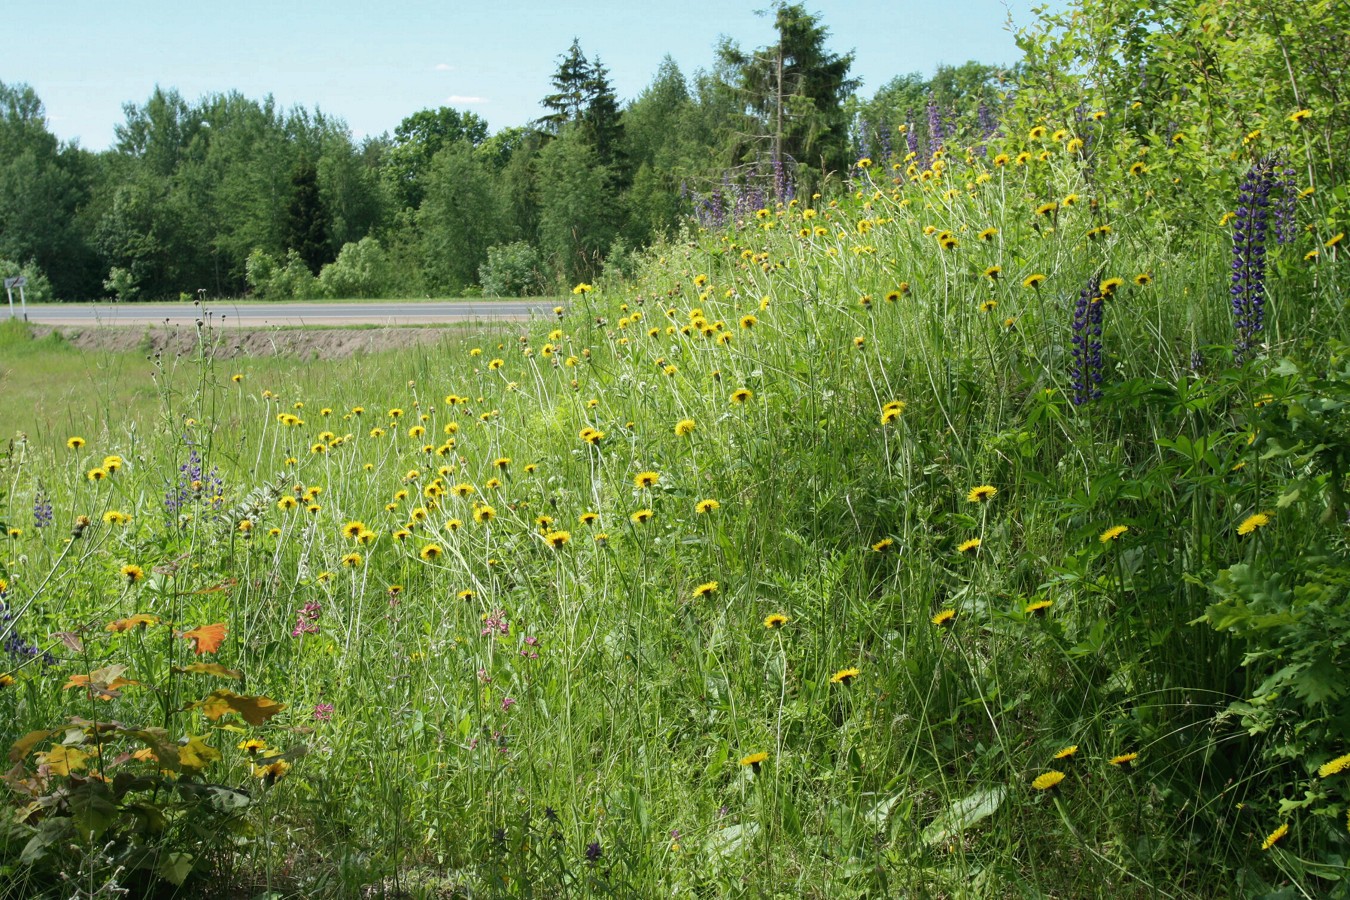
[[2, 139, 1348, 899]]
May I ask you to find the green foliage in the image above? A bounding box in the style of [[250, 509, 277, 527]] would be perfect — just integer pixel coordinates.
[[0, 259, 53, 305], [417, 142, 502, 293], [479, 240, 544, 297], [316, 237, 391, 299], [716, 2, 859, 185], [284, 156, 332, 274]]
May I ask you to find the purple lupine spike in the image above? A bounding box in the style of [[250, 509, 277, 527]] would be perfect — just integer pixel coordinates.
[[1232, 157, 1278, 363], [1070, 274, 1105, 406], [32, 487, 53, 529], [856, 118, 872, 167], [905, 110, 919, 155], [926, 95, 945, 152]]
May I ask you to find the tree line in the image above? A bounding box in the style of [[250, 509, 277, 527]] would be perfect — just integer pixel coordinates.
[[0, 4, 1008, 301]]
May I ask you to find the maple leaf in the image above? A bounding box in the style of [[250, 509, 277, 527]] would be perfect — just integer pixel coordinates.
[[182, 623, 228, 655], [191, 690, 286, 725], [63, 665, 139, 699], [40, 745, 89, 776], [177, 736, 222, 773], [173, 662, 243, 680], [106, 614, 162, 633], [9, 729, 59, 763]]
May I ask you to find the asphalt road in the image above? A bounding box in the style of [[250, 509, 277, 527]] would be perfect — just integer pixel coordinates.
[[11, 300, 557, 327]]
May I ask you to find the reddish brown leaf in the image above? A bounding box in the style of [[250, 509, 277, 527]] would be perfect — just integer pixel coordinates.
[[182, 623, 228, 655]]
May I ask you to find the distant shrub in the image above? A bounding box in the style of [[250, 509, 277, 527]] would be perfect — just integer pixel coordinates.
[[480, 241, 544, 297], [245, 249, 318, 300], [102, 266, 138, 302], [317, 237, 390, 299], [0, 258, 54, 304]]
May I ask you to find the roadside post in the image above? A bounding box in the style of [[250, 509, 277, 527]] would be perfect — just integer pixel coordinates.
[[4, 276, 27, 320]]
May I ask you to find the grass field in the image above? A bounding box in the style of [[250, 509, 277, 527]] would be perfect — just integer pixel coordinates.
[[2, 138, 1349, 898]]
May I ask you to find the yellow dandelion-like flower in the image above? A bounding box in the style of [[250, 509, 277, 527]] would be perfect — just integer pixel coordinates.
[[1261, 823, 1289, 850], [674, 418, 696, 436], [473, 505, 496, 524], [931, 609, 956, 627], [1099, 525, 1129, 543], [764, 613, 789, 629], [66, 436, 86, 450], [1031, 771, 1065, 791], [830, 667, 860, 685], [87, 467, 108, 482], [579, 511, 599, 526], [692, 581, 719, 598], [1237, 512, 1271, 535], [630, 509, 654, 525], [1327, 233, 1345, 249], [1025, 599, 1053, 616], [872, 537, 895, 552], [1288, 109, 1312, 124], [978, 227, 998, 242], [634, 471, 660, 489], [967, 485, 997, 503], [1316, 753, 1350, 778], [1022, 273, 1046, 289], [1108, 752, 1138, 768], [545, 530, 571, 548], [1053, 745, 1079, 760], [730, 388, 754, 405], [739, 751, 769, 768], [237, 738, 268, 755], [1133, 273, 1152, 287], [979, 299, 997, 313], [695, 499, 720, 515], [341, 521, 366, 540], [957, 538, 981, 555], [120, 564, 145, 583], [341, 552, 362, 568], [420, 544, 443, 561], [493, 457, 511, 470]]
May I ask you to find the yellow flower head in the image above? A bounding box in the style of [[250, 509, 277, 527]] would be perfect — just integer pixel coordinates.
[[957, 538, 981, 555], [696, 499, 720, 515], [931, 609, 956, 627], [1237, 512, 1271, 535], [66, 436, 86, 450], [692, 581, 719, 598], [634, 471, 660, 489], [1262, 823, 1289, 850], [830, 667, 860, 685], [764, 613, 789, 629], [1053, 745, 1079, 760], [739, 751, 769, 768], [1099, 525, 1129, 543], [1316, 753, 1350, 778], [1031, 771, 1065, 791]]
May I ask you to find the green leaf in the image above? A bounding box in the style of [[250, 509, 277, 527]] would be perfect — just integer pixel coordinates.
[[921, 786, 1006, 847], [156, 852, 195, 885]]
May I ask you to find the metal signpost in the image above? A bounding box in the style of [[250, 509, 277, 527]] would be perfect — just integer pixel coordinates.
[[4, 276, 27, 320]]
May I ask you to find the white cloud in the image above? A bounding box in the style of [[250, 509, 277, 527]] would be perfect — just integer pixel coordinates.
[[433, 63, 455, 72], [446, 95, 488, 104]]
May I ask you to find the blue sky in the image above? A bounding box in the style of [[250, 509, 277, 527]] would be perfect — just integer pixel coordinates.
[[5, 0, 1055, 150]]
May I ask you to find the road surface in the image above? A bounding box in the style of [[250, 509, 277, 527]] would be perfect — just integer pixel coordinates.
[[14, 300, 557, 327]]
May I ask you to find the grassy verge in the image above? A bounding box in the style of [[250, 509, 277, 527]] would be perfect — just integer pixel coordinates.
[[1, 147, 1347, 898]]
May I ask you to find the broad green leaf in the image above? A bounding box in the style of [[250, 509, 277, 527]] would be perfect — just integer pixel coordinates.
[[921, 786, 1006, 847]]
